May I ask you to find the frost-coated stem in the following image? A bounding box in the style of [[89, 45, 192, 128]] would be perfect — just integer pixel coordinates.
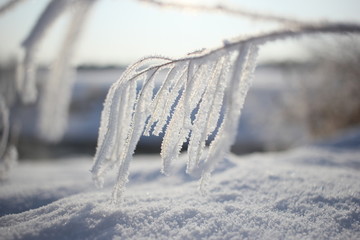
[[199, 43, 258, 192], [92, 57, 171, 186], [111, 69, 158, 202]]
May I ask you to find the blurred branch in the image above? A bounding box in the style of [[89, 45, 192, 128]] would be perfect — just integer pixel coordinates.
[[0, 97, 9, 160], [0, 0, 26, 16], [139, 0, 309, 26]]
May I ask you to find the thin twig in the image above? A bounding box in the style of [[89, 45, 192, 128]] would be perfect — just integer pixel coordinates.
[[139, 0, 307, 26], [123, 23, 360, 84]]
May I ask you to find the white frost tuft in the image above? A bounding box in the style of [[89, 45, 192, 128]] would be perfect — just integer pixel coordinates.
[[92, 42, 259, 202]]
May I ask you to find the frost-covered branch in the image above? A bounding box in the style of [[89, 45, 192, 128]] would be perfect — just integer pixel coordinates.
[[139, 0, 307, 26], [92, 22, 360, 203]]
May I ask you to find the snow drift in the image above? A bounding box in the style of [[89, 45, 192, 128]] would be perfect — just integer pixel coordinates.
[[0, 129, 359, 239]]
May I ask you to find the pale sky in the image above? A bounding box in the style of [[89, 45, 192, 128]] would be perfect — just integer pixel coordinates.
[[0, 0, 360, 65]]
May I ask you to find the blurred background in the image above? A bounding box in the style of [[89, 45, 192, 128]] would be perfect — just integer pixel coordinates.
[[0, 0, 360, 160]]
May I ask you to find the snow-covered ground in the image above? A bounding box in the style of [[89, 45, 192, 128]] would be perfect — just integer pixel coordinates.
[[0, 128, 359, 239]]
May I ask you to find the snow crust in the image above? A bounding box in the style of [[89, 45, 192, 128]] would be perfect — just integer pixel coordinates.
[[1, 132, 359, 239]]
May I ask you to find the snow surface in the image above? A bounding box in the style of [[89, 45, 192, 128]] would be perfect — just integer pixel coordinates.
[[0, 130, 359, 239]]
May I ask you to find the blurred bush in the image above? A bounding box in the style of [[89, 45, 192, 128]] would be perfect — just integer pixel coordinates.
[[0, 58, 17, 107], [282, 37, 360, 140]]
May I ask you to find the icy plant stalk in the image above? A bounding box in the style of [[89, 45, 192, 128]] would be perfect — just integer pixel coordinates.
[[92, 23, 360, 202], [199, 43, 258, 192]]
